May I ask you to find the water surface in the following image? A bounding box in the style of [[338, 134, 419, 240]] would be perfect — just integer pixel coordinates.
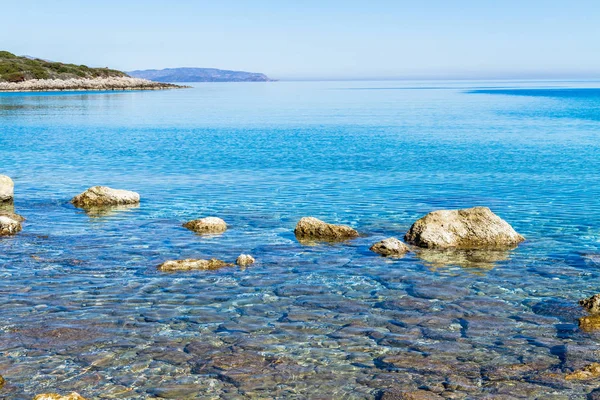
[[2, 80, 600, 399]]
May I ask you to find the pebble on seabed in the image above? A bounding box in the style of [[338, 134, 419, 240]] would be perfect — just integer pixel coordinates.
[[33, 393, 88, 400]]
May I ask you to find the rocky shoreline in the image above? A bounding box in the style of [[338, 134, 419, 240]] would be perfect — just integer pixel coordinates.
[[0, 77, 185, 92]]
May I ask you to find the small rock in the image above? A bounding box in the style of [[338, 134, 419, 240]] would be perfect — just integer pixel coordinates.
[[565, 363, 600, 380], [0, 175, 13, 203], [33, 393, 88, 400], [370, 237, 410, 257], [294, 217, 358, 242], [0, 215, 21, 236], [580, 294, 600, 314], [157, 258, 232, 272], [405, 206, 524, 249], [183, 216, 227, 234], [71, 186, 140, 207], [236, 254, 255, 266]]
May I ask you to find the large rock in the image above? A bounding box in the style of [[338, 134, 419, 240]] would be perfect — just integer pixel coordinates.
[[158, 258, 232, 272], [404, 207, 524, 249], [0, 215, 22, 236], [71, 186, 140, 208], [294, 217, 358, 242], [580, 294, 600, 314], [33, 393, 88, 400], [370, 237, 410, 257], [0, 175, 13, 203], [183, 217, 227, 234]]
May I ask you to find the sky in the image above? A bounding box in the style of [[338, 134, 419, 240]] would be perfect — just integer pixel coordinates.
[[1, 0, 599, 80]]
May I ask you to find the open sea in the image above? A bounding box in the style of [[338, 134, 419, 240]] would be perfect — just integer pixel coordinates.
[[2, 80, 600, 399]]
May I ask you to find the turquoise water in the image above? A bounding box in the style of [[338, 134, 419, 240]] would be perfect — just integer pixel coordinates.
[[2, 81, 600, 399]]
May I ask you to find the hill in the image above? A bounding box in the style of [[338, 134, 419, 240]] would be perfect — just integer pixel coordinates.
[[0, 51, 126, 82], [128, 67, 273, 82]]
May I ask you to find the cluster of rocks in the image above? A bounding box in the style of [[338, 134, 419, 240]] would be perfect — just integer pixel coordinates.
[[1, 179, 531, 274], [293, 206, 525, 257], [0, 77, 182, 92]]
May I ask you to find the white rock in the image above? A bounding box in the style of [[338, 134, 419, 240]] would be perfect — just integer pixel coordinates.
[[236, 254, 255, 266], [0, 215, 22, 236], [0, 175, 14, 203], [370, 237, 410, 257], [183, 217, 227, 234], [405, 206, 524, 249], [71, 186, 140, 207]]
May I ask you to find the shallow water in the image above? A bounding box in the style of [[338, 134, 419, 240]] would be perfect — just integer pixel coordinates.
[[2, 81, 600, 399]]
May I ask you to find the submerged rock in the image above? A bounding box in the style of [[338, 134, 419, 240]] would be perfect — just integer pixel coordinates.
[[33, 393, 88, 400], [580, 294, 600, 314], [404, 206, 524, 249], [236, 254, 255, 266], [0, 215, 22, 236], [183, 217, 227, 234], [158, 258, 232, 272], [0, 175, 13, 203], [579, 315, 600, 332], [71, 186, 140, 207], [294, 217, 358, 242], [565, 363, 600, 380], [370, 237, 410, 257]]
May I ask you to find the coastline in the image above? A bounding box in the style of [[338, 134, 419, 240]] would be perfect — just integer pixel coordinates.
[[0, 76, 187, 92]]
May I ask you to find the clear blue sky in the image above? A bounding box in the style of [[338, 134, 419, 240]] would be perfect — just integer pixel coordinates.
[[1, 0, 599, 80]]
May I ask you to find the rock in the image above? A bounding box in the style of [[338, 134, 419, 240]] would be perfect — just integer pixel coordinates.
[[0, 215, 22, 236], [0, 175, 13, 203], [565, 363, 600, 380], [33, 393, 88, 400], [0, 211, 25, 222], [183, 217, 227, 234], [404, 206, 524, 249], [370, 237, 410, 257], [579, 315, 600, 332], [157, 258, 232, 272], [71, 186, 140, 207], [580, 294, 600, 314], [236, 254, 255, 266], [294, 217, 358, 242]]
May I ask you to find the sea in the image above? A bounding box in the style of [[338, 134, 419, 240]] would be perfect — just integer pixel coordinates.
[[2, 80, 600, 399]]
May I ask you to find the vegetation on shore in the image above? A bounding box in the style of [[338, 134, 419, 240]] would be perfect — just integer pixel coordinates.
[[0, 51, 126, 82]]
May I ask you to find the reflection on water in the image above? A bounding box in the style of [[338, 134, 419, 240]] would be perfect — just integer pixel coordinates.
[[416, 248, 513, 271], [77, 203, 140, 218]]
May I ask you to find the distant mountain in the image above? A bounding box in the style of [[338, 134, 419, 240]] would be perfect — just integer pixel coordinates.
[[127, 67, 273, 82]]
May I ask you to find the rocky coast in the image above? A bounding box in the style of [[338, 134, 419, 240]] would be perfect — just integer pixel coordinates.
[[0, 77, 183, 92]]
